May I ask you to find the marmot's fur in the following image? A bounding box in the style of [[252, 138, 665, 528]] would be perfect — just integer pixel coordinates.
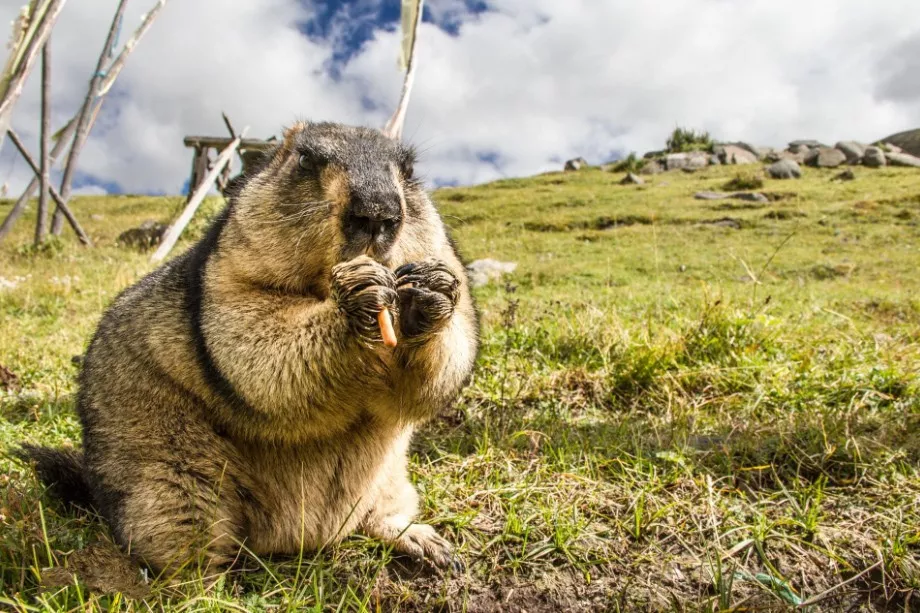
[[17, 121, 480, 576]]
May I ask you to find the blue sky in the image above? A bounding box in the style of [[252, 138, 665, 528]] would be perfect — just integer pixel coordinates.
[[1, 0, 919, 198]]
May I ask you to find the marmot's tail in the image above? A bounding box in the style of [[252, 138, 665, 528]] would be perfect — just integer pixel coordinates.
[[12, 444, 94, 511]]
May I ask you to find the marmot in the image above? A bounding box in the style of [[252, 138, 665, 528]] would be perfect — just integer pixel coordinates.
[[16, 121, 480, 576]]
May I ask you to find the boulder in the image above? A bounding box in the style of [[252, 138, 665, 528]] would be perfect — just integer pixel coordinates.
[[882, 142, 903, 154], [620, 172, 644, 185], [808, 147, 847, 168], [639, 159, 664, 175], [709, 154, 722, 166], [564, 157, 588, 171], [789, 139, 827, 149], [466, 259, 517, 288], [885, 151, 920, 168], [768, 159, 802, 179], [788, 144, 812, 156], [835, 141, 866, 164], [116, 220, 167, 250], [875, 128, 920, 157], [863, 146, 887, 168], [718, 145, 758, 165], [665, 151, 709, 171]]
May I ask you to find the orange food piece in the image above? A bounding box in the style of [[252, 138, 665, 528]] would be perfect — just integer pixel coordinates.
[[378, 308, 398, 348]]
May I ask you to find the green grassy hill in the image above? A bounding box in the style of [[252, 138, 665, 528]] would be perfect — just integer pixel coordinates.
[[1, 163, 919, 611]]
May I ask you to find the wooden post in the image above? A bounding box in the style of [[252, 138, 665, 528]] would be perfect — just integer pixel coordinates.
[[50, 0, 130, 235], [0, 102, 90, 243], [186, 145, 210, 201], [382, 0, 424, 140], [6, 129, 91, 246], [35, 41, 51, 246], [0, 0, 68, 154], [150, 129, 247, 264]]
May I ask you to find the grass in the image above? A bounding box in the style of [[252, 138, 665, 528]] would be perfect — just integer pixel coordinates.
[[1, 163, 920, 611]]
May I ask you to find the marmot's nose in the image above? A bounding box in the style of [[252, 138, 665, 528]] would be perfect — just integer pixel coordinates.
[[344, 195, 402, 241]]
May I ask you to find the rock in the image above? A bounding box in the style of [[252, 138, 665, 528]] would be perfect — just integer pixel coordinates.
[[718, 145, 758, 165], [694, 191, 767, 203], [703, 217, 742, 229], [694, 191, 729, 200], [709, 154, 721, 166], [665, 151, 709, 171], [789, 139, 827, 149], [768, 159, 802, 179], [116, 220, 167, 250], [466, 259, 517, 288], [639, 159, 664, 175], [876, 128, 920, 157], [619, 172, 644, 185], [788, 144, 812, 156], [564, 157, 588, 171], [734, 192, 769, 203], [832, 169, 856, 181], [835, 141, 866, 164], [808, 147, 847, 168], [882, 142, 903, 154], [863, 147, 886, 168], [885, 151, 920, 167]]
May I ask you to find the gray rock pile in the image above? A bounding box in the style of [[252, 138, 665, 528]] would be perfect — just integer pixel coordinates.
[[566, 128, 920, 176]]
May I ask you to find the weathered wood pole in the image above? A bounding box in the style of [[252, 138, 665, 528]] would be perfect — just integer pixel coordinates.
[[150, 130, 246, 264], [35, 40, 51, 246], [50, 0, 130, 235]]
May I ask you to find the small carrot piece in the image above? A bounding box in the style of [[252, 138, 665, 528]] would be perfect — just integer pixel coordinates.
[[378, 308, 398, 348]]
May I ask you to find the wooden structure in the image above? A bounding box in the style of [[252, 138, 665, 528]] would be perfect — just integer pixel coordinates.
[[182, 135, 276, 199]]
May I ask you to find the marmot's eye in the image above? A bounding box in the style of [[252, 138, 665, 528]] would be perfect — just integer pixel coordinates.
[[299, 154, 317, 173]]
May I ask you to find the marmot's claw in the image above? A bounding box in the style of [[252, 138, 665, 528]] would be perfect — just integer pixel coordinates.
[[331, 256, 398, 344], [395, 259, 459, 340]]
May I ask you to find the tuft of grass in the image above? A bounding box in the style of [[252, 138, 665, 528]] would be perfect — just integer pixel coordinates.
[[722, 171, 765, 191], [666, 126, 714, 153], [2, 165, 920, 610]]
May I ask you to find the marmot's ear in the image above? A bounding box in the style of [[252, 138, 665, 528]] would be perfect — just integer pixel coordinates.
[[282, 121, 308, 148]]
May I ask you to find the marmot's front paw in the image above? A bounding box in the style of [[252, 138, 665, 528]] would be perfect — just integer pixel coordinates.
[[331, 255, 398, 345], [394, 258, 460, 341]]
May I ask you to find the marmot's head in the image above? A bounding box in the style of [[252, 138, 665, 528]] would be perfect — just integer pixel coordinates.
[[224, 121, 445, 293]]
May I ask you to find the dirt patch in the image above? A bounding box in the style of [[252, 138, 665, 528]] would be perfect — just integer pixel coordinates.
[[1, 364, 20, 391]]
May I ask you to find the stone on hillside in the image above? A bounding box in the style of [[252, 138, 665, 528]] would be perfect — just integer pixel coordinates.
[[788, 144, 812, 156], [885, 151, 920, 167], [832, 169, 856, 181], [620, 172, 644, 185], [665, 151, 709, 171], [466, 259, 517, 288], [709, 154, 721, 166], [639, 159, 664, 175], [876, 128, 920, 157], [768, 159, 802, 179], [694, 191, 767, 203], [732, 142, 763, 159], [807, 147, 846, 168], [882, 142, 902, 153], [117, 220, 167, 250], [694, 191, 729, 200], [863, 146, 886, 168], [789, 139, 827, 149], [835, 141, 866, 164], [718, 145, 758, 165], [564, 157, 588, 171]]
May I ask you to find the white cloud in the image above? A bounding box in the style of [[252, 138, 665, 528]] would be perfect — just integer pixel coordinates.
[[1, 0, 920, 196]]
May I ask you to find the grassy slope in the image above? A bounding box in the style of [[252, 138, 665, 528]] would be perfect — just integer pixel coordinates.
[[1, 164, 919, 611]]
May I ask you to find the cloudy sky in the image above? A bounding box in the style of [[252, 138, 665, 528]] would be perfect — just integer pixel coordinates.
[[1, 0, 920, 196]]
